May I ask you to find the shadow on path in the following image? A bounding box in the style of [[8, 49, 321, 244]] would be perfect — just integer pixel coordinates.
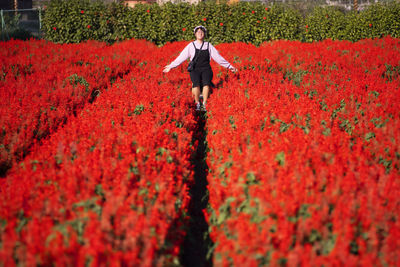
[[180, 111, 213, 267]]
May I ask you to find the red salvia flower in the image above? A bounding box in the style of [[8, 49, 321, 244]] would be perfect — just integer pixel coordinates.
[[1, 35, 399, 267]]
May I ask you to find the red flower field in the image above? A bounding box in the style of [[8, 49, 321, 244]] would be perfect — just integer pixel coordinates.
[[0, 37, 399, 266]]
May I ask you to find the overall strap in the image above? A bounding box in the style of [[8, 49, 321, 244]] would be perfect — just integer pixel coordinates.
[[193, 41, 205, 50], [199, 41, 205, 50], [192, 41, 205, 63]]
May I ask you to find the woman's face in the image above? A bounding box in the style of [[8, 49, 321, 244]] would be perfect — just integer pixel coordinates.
[[195, 29, 205, 41]]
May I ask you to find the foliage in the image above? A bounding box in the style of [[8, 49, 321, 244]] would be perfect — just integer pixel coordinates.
[[41, 0, 400, 45], [303, 6, 347, 41]]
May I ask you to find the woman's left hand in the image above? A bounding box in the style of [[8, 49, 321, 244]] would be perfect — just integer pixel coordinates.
[[163, 66, 171, 73]]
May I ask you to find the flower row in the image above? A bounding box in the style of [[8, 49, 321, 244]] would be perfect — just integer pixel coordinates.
[[1, 37, 399, 265], [0, 39, 153, 176], [0, 40, 197, 266], [205, 37, 400, 266]]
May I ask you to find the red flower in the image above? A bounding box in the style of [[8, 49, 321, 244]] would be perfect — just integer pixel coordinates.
[[52, 27, 57, 31], [305, 25, 309, 29], [87, 25, 91, 29], [257, 20, 260, 23], [81, 10, 84, 14], [219, 22, 223, 26], [203, 17, 207, 21], [369, 23, 372, 27], [146, 9, 150, 13], [263, 16, 266, 20], [182, 27, 186, 32], [265, 7, 268, 11], [252, 10, 255, 14], [242, 12, 246, 15]]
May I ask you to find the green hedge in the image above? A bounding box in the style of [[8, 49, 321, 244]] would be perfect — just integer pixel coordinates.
[[42, 0, 400, 45]]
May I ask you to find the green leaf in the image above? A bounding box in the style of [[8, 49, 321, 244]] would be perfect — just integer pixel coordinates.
[[246, 172, 258, 185], [275, 151, 285, 166], [365, 132, 376, 142], [279, 122, 290, 133]]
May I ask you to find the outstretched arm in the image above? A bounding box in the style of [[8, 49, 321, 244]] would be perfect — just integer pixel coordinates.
[[163, 43, 191, 73], [209, 43, 237, 73]]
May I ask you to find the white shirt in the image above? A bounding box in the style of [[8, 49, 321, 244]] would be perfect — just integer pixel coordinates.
[[167, 41, 234, 70]]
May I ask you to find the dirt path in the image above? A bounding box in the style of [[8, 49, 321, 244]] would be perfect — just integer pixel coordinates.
[[180, 112, 213, 267]]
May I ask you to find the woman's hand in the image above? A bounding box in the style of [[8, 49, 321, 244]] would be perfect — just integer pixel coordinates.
[[163, 66, 171, 73], [230, 66, 238, 73]]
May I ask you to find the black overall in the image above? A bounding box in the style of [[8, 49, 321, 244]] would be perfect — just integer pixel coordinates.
[[189, 42, 213, 88]]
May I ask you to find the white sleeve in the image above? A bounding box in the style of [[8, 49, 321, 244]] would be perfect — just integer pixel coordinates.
[[167, 43, 192, 69], [209, 43, 233, 70]]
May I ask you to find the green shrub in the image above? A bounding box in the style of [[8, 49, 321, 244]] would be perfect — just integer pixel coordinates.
[[41, 0, 400, 45], [303, 7, 346, 42], [265, 4, 302, 42], [42, 0, 113, 43], [340, 3, 400, 42]]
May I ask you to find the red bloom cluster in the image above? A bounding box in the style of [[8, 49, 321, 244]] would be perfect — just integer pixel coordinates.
[[0, 39, 152, 175], [205, 37, 400, 265], [1, 37, 400, 265], [0, 40, 197, 265]]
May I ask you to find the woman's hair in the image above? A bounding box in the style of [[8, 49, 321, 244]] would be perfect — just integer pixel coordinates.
[[194, 25, 207, 36]]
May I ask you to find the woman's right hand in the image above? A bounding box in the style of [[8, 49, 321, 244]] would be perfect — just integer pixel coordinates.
[[163, 66, 171, 73]]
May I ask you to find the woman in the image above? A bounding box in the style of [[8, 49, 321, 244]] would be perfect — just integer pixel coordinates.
[[163, 25, 237, 111]]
